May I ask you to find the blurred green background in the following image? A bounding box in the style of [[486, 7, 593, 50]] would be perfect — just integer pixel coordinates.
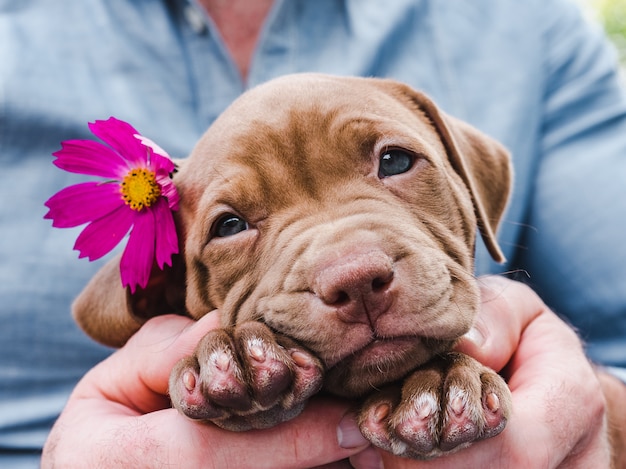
[[584, 0, 626, 64]]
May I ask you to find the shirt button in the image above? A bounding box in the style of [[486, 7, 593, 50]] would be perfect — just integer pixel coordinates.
[[184, 3, 208, 35]]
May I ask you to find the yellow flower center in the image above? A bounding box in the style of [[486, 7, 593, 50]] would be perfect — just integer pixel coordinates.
[[120, 168, 161, 211]]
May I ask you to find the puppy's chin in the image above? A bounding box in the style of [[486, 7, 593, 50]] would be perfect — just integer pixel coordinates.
[[323, 336, 455, 398]]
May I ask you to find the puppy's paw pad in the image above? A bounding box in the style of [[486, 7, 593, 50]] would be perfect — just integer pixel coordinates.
[[359, 402, 402, 454], [358, 387, 439, 458], [440, 387, 480, 451], [202, 348, 251, 410], [393, 393, 440, 455], [479, 387, 509, 439], [243, 337, 292, 407], [169, 357, 227, 420], [285, 349, 324, 405]]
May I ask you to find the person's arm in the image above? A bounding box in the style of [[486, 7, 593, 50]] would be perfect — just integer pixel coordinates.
[[596, 370, 626, 467], [350, 276, 615, 468], [41, 312, 370, 469]]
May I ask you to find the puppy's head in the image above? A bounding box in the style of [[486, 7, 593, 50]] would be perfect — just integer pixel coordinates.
[[74, 74, 511, 397]]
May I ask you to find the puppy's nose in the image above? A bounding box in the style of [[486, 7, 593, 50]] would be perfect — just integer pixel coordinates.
[[314, 250, 394, 326]]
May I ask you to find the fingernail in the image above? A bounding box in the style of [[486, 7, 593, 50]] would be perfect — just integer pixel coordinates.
[[465, 325, 486, 347], [337, 413, 369, 449], [350, 447, 385, 469]]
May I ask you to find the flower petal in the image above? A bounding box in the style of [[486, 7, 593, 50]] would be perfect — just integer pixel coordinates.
[[74, 205, 135, 261], [135, 134, 170, 158], [149, 151, 176, 174], [156, 172, 180, 211], [44, 182, 124, 228], [120, 209, 155, 292], [88, 117, 147, 167], [53, 140, 128, 178], [152, 198, 179, 269]]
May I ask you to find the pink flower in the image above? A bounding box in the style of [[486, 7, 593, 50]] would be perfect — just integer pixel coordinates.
[[44, 117, 180, 292]]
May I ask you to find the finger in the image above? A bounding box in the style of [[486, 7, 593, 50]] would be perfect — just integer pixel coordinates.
[[312, 461, 355, 469], [454, 275, 545, 372], [133, 312, 222, 394], [107, 398, 368, 469], [349, 447, 385, 469], [75, 312, 221, 413]]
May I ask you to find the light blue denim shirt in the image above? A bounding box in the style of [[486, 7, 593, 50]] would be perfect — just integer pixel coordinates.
[[2, 0, 626, 465]]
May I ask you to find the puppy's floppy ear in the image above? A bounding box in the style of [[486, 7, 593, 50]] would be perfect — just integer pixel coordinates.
[[383, 81, 512, 263], [426, 103, 512, 263]]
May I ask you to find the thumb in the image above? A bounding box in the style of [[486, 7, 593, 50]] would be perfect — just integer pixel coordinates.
[[454, 276, 544, 372], [76, 311, 222, 413]]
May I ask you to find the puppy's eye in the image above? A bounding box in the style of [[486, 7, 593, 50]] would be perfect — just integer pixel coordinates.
[[378, 150, 414, 178], [213, 214, 249, 238]]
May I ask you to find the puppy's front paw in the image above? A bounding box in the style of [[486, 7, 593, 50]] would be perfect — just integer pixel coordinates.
[[169, 322, 324, 430], [357, 352, 511, 459]]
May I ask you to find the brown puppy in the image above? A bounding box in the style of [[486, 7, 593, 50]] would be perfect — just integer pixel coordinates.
[[73, 74, 513, 459]]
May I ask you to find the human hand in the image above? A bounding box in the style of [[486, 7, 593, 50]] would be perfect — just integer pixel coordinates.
[[350, 276, 611, 469], [42, 312, 370, 469]]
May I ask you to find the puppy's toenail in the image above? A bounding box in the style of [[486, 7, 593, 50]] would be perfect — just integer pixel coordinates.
[[214, 352, 231, 371], [291, 350, 313, 368], [249, 344, 265, 362], [183, 371, 196, 391], [486, 392, 500, 412], [417, 403, 433, 419], [374, 404, 390, 422], [448, 387, 467, 416], [450, 395, 465, 415]]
